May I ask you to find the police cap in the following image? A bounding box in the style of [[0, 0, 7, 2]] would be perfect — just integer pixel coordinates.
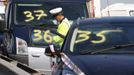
[[49, 7, 63, 17]]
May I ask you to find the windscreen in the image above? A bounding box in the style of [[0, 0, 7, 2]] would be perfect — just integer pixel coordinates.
[[15, 2, 88, 25], [70, 23, 134, 54]]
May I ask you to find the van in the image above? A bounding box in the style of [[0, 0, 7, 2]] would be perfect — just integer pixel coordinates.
[[0, 0, 89, 74], [102, 3, 134, 16]]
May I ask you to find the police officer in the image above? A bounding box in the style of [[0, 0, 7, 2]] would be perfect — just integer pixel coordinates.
[[49, 7, 70, 46]]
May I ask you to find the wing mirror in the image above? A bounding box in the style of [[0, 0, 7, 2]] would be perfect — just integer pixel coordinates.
[[45, 45, 61, 57]]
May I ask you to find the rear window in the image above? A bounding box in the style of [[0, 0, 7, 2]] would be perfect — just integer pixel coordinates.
[[70, 23, 134, 54]]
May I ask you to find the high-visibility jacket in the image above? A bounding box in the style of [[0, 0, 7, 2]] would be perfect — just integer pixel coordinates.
[[53, 18, 70, 46]]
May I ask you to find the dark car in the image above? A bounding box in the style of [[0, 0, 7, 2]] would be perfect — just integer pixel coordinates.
[[46, 17, 134, 75]]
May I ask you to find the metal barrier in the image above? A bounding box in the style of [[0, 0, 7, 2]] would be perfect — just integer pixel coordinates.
[[0, 54, 42, 75]]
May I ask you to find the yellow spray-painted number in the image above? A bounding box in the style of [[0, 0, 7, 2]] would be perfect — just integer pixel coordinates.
[[34, 10, 47, 20], [91, 29, 123, 44], [43, 30, 53, 43], [24, 11, 34, 22], [75, 29, 123, 44], [75, 30, 91, 43], [33, 29, 43, 41], [33, 29, 53, 43], [24, 10, 47, 22]]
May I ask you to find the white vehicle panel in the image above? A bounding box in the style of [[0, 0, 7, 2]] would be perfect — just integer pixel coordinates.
[[28, 47, 52, 75]]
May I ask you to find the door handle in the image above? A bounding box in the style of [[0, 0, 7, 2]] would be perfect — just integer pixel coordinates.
[[31, 53, 41, 57]]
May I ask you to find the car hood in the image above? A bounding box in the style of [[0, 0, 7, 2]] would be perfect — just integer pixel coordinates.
[[68, 54, 134, 75]]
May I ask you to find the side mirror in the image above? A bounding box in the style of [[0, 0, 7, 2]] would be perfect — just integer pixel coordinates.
[[0, 20, 6, 32], [45, 45, 61, 57]]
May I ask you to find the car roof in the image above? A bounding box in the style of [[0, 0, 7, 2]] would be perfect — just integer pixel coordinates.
[[74, 16, 134, 27]]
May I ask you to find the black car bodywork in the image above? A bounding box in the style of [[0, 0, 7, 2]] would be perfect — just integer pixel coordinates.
[[48, 17, 134, 75]]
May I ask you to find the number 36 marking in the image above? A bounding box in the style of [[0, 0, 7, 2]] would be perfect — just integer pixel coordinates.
[[33, 29, 53, 43]]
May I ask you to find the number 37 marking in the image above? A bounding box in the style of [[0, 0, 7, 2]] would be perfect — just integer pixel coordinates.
[[24, 10, 47, 22]]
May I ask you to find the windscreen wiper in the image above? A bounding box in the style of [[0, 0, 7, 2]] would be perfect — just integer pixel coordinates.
[[81, 43, 134, 54]]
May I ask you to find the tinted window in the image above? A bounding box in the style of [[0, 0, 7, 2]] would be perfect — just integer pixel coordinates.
[[15, 2, 87, 25], [70, 23, 134, 54], [30, 28, 58, 46]]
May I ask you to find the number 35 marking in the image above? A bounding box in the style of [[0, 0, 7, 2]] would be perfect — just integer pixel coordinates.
[[76, 29, 123, 44]]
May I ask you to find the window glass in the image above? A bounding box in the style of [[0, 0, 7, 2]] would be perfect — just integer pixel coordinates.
[[30, 28, 57, 46], [70, 24, 134, 54], [15, 2, 87, 25], [14, 2, 87, 46]]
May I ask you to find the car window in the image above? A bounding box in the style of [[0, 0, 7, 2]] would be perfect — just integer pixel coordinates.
[[70, 24, 134, 54], [30, 28, 58, 46], [15, 2, 87, 25]]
